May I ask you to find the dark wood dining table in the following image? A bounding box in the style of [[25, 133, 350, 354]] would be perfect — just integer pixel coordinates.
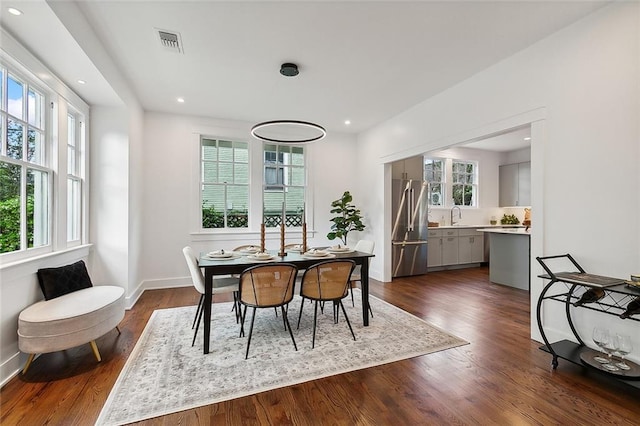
[[198, 249, 375, 354]]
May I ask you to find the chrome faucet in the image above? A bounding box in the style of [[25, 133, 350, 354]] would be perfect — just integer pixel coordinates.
[[450, 206, 462, 226]]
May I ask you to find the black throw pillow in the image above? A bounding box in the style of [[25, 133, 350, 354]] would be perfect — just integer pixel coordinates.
[[37, 260, 93, 300]]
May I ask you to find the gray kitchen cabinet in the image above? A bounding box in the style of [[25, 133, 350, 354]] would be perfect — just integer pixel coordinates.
[[427, 229, 443, 267], [458, 229, 485, 263], [441, 229, 459, 266], [499, 161, 531, 207], [427, 228, 458, 267], [392, 155, 424, 180]]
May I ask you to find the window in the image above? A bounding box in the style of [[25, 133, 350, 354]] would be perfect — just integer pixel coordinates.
[[263, 144, 305, 228], [200, 138, 249, 229], [0, 69, 50, 254], [67, 112, 84, 242], [424, 158, 445, 206], [452, 160, 477, 206]]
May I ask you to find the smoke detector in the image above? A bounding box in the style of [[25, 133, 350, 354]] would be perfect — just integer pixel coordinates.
[[156, 28, 183, 54]]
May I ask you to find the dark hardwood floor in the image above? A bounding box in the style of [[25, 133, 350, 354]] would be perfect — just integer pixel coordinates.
[[2, 266, 639, 425]]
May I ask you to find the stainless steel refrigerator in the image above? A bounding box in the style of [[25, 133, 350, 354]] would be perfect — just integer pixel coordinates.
[[391, 179, 429, 277]]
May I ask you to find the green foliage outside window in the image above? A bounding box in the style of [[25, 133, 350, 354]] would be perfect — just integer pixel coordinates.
[[0, 195, 34, 253]]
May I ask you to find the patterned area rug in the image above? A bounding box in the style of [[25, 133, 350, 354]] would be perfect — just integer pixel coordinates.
[[96, 290, 468, 425]]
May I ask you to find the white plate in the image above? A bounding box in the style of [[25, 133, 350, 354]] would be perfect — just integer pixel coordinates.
[[303, 250, 329, 257], [248, 254, 275, 261], [286, 245, 303, 252], [327, 246, 354, 253], [239, 246, 260, 254], [207, 251, 234, 258], [302, 253, 336, 260]]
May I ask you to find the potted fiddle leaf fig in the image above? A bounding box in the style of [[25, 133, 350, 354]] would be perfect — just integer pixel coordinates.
[[327, 191, 365, 246]]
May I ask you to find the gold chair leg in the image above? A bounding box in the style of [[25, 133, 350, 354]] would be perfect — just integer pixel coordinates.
[[22, 353, 35, 375], [89, 340, 102, 362]]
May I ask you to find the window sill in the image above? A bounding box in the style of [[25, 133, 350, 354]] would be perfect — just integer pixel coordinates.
[[0, 244, 93, 281]]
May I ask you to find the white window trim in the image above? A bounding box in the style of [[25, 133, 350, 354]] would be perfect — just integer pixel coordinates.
[[189, 130, 315, 239], [0, 34, 90, 264]]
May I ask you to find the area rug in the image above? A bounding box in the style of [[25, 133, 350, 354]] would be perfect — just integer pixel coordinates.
[[96, 289, 468, 425]]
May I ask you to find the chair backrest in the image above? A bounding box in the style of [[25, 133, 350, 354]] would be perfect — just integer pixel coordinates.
[[300, 260, 355, 301], [240, 264, 298, 308], [183, 246, 205, 294], [354, 239, 375, 254]]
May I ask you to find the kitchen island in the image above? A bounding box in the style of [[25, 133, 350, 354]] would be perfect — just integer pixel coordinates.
[[478, 228, 531, 290]]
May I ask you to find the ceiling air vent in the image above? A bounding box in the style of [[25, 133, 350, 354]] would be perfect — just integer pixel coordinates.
[[156, 29, 183, 54]]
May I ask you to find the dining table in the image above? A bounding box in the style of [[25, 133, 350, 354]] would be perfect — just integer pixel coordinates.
[[198, 249, 375, 354]]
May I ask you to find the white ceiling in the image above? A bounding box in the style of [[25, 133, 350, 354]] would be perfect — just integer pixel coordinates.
[[1, 1, 608, 135]]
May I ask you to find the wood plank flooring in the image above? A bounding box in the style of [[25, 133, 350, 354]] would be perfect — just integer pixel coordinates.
[[2, 266, 639, 425]]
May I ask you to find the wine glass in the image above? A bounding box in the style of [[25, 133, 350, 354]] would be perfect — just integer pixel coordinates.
[[601, 334, 620, 371], [592, 327, 610, 364], [614, 334, 633, 371]]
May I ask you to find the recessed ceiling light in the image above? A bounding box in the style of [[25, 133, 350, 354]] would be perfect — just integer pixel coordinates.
[[177, 97, 185, 103], [8, 7, 23, 16], [77, 79, 86, 85], [344, 120, 351, 125], [524, 137, 531, 141]]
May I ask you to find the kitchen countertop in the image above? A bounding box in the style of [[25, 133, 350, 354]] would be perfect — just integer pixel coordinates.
[[477, 227, 531, 235], [428, 224, 526, 230]]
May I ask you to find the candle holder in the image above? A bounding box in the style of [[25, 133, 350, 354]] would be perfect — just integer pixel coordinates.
[[302, 222, 308, 253], [260, 223, 266, 252], [279, 223, 286, 257]]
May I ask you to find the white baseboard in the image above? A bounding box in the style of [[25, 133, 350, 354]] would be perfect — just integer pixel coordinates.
[[1, 351, 29, 388]]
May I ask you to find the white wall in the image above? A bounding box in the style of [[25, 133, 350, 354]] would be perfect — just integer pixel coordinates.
[[357, 3, 640, 345], [138, 112, 359, 290]]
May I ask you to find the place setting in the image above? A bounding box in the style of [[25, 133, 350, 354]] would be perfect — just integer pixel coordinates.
[[301, 248, 336, 259], [326, 244, 355, 254], [204, 249, 240, 260], [235, 245, 261, 255], [246, 251, 277, 262]]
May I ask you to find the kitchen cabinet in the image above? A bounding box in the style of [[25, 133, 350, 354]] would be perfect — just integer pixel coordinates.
[[499, 161, 531, 207], [441, 229, 459, 265], [427, 228, 460, 267], [392, 156, 424, 180], [458, 229, 484, 263], [427, 229, 443, 267], [428, 227, 487, 270]]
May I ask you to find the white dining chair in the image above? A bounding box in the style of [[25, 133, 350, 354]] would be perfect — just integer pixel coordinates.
[[183, 246, 240, 346], [350, 240, 375, 315]]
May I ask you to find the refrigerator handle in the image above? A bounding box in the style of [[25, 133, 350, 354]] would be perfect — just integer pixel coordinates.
[[408, 188, 415, 231]]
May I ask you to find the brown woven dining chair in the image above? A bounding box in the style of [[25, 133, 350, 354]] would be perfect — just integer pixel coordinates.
[[297, 259, 356, 349], [238, 263, 298, 359]]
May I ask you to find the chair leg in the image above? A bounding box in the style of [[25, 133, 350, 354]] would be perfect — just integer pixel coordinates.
[[89, 340, 102, 362], [339, 301, 357, 341], [282, 306, 297, 351], [22, 353, 36, 375], [193, 294, 204, 329], [312, 301, 319, 349], [192, 301, 205, 346], [245, 307, 257, 359], [240, 304, 248, 337], [350, 282, 355, 307], [297, 297, 306, 329]]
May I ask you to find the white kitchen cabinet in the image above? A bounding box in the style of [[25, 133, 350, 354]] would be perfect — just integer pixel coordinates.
[[458, 229, 485, 263], [427, 229, 443, 267], [499, 161, 531, 207], [441, 229, 459, 266]]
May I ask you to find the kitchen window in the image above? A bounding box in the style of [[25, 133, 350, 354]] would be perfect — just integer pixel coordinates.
[[424, 158, 445, 206], [452, 160, 477, 207], [200, 138, 249, 229]]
